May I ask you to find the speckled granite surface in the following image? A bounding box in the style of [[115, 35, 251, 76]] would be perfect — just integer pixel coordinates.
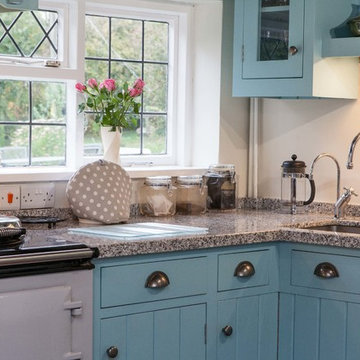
[[238, 197, 360, 217], [19, 209, 360, 259]]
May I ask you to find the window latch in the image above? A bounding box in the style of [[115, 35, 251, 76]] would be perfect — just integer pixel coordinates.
[[45, 60, 61, 68]]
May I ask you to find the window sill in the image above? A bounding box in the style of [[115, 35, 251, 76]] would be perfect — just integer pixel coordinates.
[[0, 166, 207, 183]]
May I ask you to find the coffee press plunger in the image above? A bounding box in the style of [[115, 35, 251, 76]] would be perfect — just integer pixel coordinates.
[[281, 154, 316, 214]]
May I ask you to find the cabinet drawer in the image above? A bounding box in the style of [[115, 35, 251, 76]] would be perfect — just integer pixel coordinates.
[[291, 250, 360, 294], [101, 257, 207, 307], [218, 250, 270, 291]]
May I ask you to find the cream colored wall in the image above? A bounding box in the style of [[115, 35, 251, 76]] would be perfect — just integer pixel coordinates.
[[258, 92, 360, 205], [219, 0, 249, 198]]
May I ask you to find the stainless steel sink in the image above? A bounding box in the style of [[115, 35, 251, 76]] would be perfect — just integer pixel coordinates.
[[304, 224, 360, 234]]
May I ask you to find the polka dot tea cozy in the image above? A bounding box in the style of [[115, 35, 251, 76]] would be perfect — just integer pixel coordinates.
[[66, 160, 132, 224]]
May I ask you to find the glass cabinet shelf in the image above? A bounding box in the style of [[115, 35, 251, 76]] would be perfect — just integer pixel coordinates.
[[260, 1, 290, 61], [261, 6, 290, 13], [262, 0, 289, 7]]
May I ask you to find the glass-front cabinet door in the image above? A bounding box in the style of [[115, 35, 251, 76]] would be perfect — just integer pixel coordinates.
[[242, 0, 305, 79]]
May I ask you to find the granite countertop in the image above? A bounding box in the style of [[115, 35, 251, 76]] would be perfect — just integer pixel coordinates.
[[20, 209, 360, 258]]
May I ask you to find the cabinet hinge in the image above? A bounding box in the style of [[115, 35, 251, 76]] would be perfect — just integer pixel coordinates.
[[204, 323, 207, 345], [242, 45, 245, 62]]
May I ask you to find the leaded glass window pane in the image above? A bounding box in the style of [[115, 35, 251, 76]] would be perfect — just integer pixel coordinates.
[[84, 14, 169, 157], [0, 80, 66, 167], [0, 10, 58, 59]]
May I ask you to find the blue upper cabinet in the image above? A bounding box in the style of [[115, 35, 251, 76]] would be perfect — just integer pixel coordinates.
[[0, 0, 38, 11], [233, 0, 360, 99], [242, 0, 304, 79]]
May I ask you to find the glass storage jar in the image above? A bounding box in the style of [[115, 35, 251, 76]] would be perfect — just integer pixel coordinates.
[[176, 175, 207, 215], [140, 176, 177, 216], [205, 164, 236, 210]]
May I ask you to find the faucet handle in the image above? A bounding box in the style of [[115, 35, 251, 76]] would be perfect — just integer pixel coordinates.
[[344, 187, 358, 197]]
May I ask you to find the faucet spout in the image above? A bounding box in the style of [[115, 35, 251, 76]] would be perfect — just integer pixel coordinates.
[[347, 132, 360, 169], [309, 153, 340, 200]]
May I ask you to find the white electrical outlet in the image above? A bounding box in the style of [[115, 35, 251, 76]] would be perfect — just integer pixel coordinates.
[[20, 183, 55, 209], [0, 185, 21, 210]]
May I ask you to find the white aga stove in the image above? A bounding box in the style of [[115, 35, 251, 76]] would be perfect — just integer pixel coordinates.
[[0, 217, 98, 360]]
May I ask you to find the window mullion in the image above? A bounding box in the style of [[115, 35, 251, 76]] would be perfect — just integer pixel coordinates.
[[29, 81, 33, 166], [140, 19, 145, 155], [108, 16, 112, 79]]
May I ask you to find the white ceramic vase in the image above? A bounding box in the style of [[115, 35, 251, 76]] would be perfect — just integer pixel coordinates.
[[100, 126, 122, 164]]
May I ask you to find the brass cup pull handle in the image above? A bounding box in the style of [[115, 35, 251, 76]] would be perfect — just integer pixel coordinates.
[[107, 346, 119, 358], [289, 46, 298, 55], [145, 271, 170, 288], [314, 262, 339, 279], [222, 325, 233, 336], [234, 261, 255, 278]]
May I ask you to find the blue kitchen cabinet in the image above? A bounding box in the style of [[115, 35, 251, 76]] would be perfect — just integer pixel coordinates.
[[278, 243, 360, 360], [232, 0, 360, 98], [93, 241, 360, 359], [93, 244, 279, 360], [279, 293, 360, 360], [99, 303, 206, 360], [217, 293, 278, 360], [0, 0, 38, 11], [93, 252, 209, 359], [241, 0, 305, 80], [216, 248, 279, 360]]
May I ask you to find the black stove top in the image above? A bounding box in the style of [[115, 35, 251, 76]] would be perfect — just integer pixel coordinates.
[[0, 236, 89, 256], [0, 236, 98, 278]]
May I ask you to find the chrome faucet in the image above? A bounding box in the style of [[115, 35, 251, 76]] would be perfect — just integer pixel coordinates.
[[347, 132, 360, 169], [334, 187, 357, 219], [309, 153, 340, 200]]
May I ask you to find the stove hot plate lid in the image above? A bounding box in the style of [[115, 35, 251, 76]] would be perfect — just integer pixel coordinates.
[[0, 216, 26, 247]]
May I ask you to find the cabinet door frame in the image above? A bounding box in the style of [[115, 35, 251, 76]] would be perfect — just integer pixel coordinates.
[[241, 0, 305, 79], [99, 302, 207, 360], [217, 292, 278, 360]]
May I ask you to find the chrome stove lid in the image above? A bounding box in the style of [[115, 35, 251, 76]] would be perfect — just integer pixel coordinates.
[[0, 215, 22, 228], [0, 216, 26, 248]]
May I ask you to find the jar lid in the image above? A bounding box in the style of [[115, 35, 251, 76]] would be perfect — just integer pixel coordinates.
[[209, 164, 235, 172], [176, 175, 203, 185], [207, 164, 235, 177], [281, 154, 306, 173], [145, 176, 172, 186]]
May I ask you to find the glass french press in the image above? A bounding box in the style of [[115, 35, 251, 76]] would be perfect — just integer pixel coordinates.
[[281, 154, 316, 214]]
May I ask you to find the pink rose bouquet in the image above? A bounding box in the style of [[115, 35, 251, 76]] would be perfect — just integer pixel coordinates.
[[76, 78, 145, 131]]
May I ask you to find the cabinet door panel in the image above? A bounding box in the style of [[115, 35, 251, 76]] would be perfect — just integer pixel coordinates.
[[347, 303, 360, 360], [279, 294, 360, 360], [127, 312, 154, 360], [242, 0, 304, 79], [217, 293, 278, 360], [154, 309, 180, 360], [100, 304, 206, 360], [319, 299, 346, 360], [293, 295, 320, 360], [180, 304, 206, 360]]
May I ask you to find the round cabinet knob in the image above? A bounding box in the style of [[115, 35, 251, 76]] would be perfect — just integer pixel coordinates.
[[107, 346, 119, 358], [289, 46, 298, 55], [222, 325, 233, 336]]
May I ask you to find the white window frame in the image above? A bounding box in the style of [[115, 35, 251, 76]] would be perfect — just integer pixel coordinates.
[[83, 0, 192, 168], [0, 0, 85, 174], [0, 0, 194, 179]]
